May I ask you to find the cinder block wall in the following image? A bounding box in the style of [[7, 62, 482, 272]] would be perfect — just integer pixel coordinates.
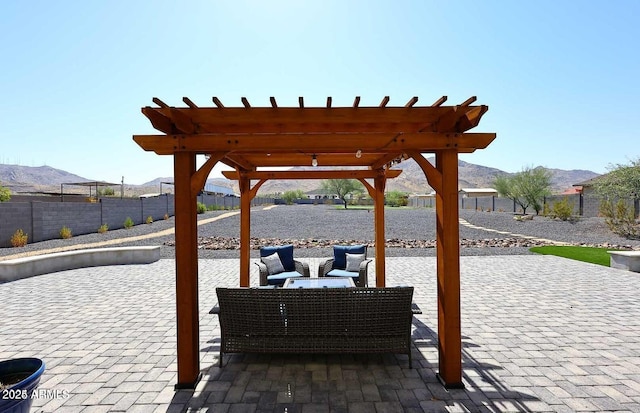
[[0, 202, 33, 247], [0, 195, 175, 248], [32, 202, 101, 242]]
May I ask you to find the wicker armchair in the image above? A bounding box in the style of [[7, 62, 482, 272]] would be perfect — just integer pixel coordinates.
[[318, 244, 371, 287], [256, 244, 310, 286]]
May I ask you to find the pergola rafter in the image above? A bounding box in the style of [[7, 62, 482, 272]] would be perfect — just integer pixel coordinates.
[[133, 95, 496, 391]]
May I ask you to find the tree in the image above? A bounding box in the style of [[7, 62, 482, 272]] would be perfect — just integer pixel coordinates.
[[0, 184, 10, 202], [281, 189, 306, 205], [320, 179, 364, 209], [592, 158, 640, 238], [493, 166, 553, 214], [592, 158, 640, 204]]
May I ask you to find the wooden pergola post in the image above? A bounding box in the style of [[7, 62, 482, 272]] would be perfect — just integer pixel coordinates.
[[239, 176, 251, 287], [374, 174, 386, 287], [173, 152, 201, 388], [435, 149, 463, 388]]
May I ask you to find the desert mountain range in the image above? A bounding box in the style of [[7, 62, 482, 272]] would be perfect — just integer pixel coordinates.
[[0, 158, 599, 197]]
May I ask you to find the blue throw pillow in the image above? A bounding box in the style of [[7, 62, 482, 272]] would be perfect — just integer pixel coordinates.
[[260, 245, 295, 271], [333, 245, 366, 269]]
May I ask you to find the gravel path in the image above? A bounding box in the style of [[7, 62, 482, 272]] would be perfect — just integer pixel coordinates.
[[2, 204, 638, 260]]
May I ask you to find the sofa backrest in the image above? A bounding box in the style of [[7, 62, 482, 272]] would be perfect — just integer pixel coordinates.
[[216, 286, 413, 337]]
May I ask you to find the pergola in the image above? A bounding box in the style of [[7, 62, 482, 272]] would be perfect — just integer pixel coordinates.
[[133, 95, 496, 389]]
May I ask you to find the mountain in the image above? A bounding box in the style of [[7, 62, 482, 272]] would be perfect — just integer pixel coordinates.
[[0, 161, 600, 197]]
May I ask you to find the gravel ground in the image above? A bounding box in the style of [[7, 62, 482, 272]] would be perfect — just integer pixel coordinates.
[[2, 204, 639, 260]]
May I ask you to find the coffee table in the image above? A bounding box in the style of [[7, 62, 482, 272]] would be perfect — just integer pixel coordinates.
[[283, 277, 355, 288]]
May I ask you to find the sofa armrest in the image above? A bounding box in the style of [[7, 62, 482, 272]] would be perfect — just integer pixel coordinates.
[[255, 261, 269, 286], [358, 259, 372, 287]]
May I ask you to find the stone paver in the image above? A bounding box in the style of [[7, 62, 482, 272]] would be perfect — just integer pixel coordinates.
[[1, 255, 640, 412]]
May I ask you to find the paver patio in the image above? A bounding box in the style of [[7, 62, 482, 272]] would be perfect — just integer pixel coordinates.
[[1, 255, 640, 412]]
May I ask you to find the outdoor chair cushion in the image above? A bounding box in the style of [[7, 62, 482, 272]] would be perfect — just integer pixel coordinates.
[[260, 245, 295, 271], [262, 252, 285, 275], [326, 269, 358, 279], [266, 271, 304, 285], [333, 245, 366, 269]]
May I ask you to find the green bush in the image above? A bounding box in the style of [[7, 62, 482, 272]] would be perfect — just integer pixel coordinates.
[[124, 217, 134, 229], [548, 197, 574, 221], [60, 226, 72, 239], [197, 202, 207, 214], [386, 190, 409, 207], [10, 229, 28, 247], [600, 199, 639, 239], [146, 216, 153, 224], [98, 223, 108, 233], [0, 185, 10, 202]]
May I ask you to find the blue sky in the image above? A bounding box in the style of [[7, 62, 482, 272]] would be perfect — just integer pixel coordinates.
[[1, 1, 638, 185]]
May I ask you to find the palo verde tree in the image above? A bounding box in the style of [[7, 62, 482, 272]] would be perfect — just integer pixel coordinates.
[[493, 166, 553, 214], [592, 157, 640, 238], [320, 179, 364, 209]]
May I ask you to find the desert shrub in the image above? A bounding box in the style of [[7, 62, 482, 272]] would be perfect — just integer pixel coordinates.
[[164, 213, 169, 220], [197, 202, 207, 214], [124, 217, 134, 229], [542, 203, 551, 217], [146, 216, 153, 224], [10, 229, 28, 247], [98, 224, 108, 233], [60, 226, 72, 239], [600, 199, 639, 239], [550, 197, 574, 221]]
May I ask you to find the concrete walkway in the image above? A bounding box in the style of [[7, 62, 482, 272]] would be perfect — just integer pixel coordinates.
[[1, 256, 640, 412]]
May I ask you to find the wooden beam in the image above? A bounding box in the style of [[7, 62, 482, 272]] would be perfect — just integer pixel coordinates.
[[183, 97, 198, 108], [149, 106, 483, 133], [222, 154, 256, 171], [459, 96, 477, 107], [405, 96, 419, 107], [191, 153, 226, 197], [170, 108, 196, 134], [270, 97, 278, 108], [379, 96, 390, 107], [408, 151, 442, 194], [133, 132, 496, 154], [141, 108, 173, 134], [353, 96, 360, 107], [221, 169, 402, 180], [298, 97, 304, 108], [431, 96, 447, 107], [358, 178, 375, 198], [370, 153, 405, 170], [241, 97, 251, 108], [435, 149, 463, 388], [153, 97, 169, 108], [326, 97, 332, 108], [173, 152, 201, 389], [212, 97, 225, 108]]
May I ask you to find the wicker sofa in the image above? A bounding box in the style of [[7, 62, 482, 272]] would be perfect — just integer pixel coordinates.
[[212, 286, 416, 367]]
